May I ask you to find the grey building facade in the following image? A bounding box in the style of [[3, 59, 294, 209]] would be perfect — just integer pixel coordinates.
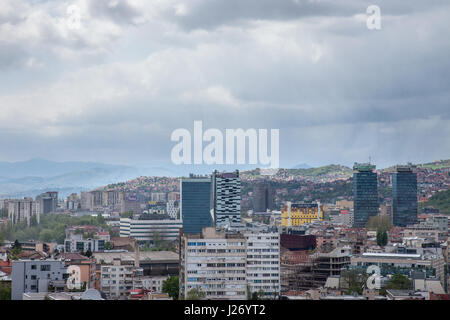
[[11, 260, 68, 300]]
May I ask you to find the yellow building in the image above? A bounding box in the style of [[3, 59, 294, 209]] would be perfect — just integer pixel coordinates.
[[281, 202, 323, 226]]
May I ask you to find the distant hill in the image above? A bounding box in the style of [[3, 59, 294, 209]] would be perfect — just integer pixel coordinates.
[[0, 158, 132, 178], [420, 189, 450, 215], [0, 159, 141, 198], [241, 164, 353, 182], [417, 159, 450, 169], [292, 163, 313, 169]]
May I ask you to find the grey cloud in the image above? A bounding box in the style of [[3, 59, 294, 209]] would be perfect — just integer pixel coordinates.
[[88, 0, 143, 25], [166, 0, 450, 31]]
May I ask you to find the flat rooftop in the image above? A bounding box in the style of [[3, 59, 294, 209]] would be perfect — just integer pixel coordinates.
[[93, 251, 179, 264]]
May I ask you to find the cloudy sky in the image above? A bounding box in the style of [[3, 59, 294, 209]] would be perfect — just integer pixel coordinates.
[[0, 0, 449, 169]]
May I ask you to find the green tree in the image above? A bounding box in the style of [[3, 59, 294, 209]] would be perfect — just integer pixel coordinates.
[[162, 276, 179, 300], [39, 229, 54, 242], [0, 286, 11, 300], [96, 213, 105, 225], [341, 269, 367, 295], [382, 230, 388, 246], [380, 274, 412, 295], [121, 211, 134, 218], [186, 288, 206, 300], [376, 228, 388, 246], [84, 249, 92, 258]]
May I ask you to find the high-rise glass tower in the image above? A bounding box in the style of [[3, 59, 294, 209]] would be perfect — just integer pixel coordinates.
[[353, 163, 378, 228], [392, 165, 417, 227], [253, 182, 274, 213], [180, 175, 213, 234], [211, 170, 241, 228]]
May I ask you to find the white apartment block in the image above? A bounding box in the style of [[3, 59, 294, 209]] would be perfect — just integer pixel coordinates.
[[7, 198, 40, 226], [244, 232, 281, 298], [181, 228, 247, 300], [119, 218, 182, 243], [100, 261, 134, 299]]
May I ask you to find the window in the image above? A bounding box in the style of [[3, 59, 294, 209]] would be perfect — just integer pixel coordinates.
[[40, 265, 51, 271], [31, 265, 36, 270]]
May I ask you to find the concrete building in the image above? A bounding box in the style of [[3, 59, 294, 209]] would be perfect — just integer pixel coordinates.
[[119, 217, 182, 243], [281, 202, 323, 227], [351, 250, 445, 286], [7, 198, 38, 226], [180, 227, 247, 300], [64, 234, 106, 253], [212, 170, 241, 228], [35, 191, 58, 214], [100, 259, 135, 299], [151, 192, 167, 202], [11, 260, 68, 300], [244, 232, 280, 298]]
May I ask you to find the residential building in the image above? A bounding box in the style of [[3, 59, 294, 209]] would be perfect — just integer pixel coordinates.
[[245, 232, 280, 298], [64, 233, 106, 253], [180, 227, 247, 300], [11, 260, 68, 300]]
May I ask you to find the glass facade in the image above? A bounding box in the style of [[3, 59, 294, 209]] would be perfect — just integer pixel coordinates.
[[353, 165, 378, 228], [393, 169, 418, 227], [181, 177, 213, 234]]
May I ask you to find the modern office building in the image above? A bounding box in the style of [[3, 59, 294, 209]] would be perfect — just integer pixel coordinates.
[[36, 191, 58, 214], [180, 175, 213, 234], [245, 232, 281, 297], [353, 163, 378, 228], [179, 227, 247, 300], [253, 183, 274, 213], [211, 170, 241, 228], [392, 165, 418, 227], [11, 260, 68, 300], [281, 202, 323, 227], [119, 217, 182, 243]]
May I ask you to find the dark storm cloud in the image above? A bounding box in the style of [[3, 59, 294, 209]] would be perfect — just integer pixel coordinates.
[[166, 0, 450, 30]]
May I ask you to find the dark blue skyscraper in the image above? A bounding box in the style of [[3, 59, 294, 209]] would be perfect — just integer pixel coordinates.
[[392, 165, 418, 227], [353, 163, 378, 228], [180, 175, 213, 234]]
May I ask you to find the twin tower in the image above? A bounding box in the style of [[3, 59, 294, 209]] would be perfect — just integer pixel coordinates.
[[180, 170, 241, 234]]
